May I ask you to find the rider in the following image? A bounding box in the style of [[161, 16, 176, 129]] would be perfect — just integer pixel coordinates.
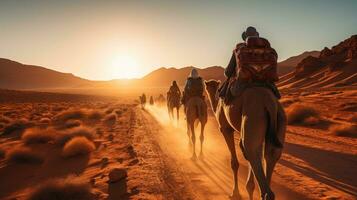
[[167, 81, 181, 102], [181, 69, 205, 106], [219, 26, 281, 103]]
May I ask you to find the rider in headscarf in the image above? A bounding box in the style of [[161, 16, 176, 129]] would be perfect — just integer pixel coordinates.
[[181, 68, 205, 105], [168, 81, 181, 102]]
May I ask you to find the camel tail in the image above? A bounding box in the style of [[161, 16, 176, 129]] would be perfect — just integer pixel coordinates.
[[265, 103, 283, 148]]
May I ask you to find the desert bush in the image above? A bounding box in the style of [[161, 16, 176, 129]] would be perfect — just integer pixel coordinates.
[[104, 113, 116, 126], [53, 109, 87, 125], [6, 146, 43, 164], [28, 176, 93, 200], [330, 124, 357, 138], [3, 119, 32, 135], [0, 115, 12, 124], [39, 118, 51, 124], [0, 148, 5, 159], [87, 110, 103, 122], [62, 136, 95, 158], [22, 128, 55, 145], [286, 103, 320, 125], [56, 126, 95, 146], [105, 108, 114, 114], [63, 119, 82, 129]]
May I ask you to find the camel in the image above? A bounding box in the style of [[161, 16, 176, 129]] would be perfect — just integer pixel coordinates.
[[204, 80, 286, 200], [184, 96, 208, 160], [167, 91, 181, 123], [139, 94, 146, 109]]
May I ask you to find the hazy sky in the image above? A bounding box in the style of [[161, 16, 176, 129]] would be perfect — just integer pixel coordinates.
[[1, 0, 356, 80]]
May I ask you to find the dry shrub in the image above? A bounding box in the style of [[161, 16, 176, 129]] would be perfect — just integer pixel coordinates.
[[115, 109, 123, 117], [28, 176, 93, 200], [7, 146, 43, 164], [0, 148, 5, 159], [39, 118, 51, 124], [104, 114, 116, 126], [303, 116, 320, 126], [286, 103, 320, 125], [105, 108, 114, 114], [56, 126, 94, 146], [62, 136, 95, 158], [87, 110, 103, 122], [53, 109, 87, 125], [0, 115, 12, 124], [348, 114, 357, 123], [22, 128, 55, 145], [63, 120, 82, 129], [3, 119, 32, 135], [330, 124, 357, 138]]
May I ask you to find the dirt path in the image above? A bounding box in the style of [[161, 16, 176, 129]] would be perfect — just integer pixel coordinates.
[[128, 105, 357, 200]]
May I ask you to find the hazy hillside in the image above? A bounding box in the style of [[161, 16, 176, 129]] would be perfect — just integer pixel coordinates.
[[0, 58, 93, 89], [278, 35, 357, 89], [138, 66, 225, 86], [278, 51, 320, 75]]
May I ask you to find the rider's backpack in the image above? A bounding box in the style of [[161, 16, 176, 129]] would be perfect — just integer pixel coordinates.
[[234, 37, 279, 82]]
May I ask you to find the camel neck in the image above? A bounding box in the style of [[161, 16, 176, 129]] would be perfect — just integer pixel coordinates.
[[207, 90, 218, 113]]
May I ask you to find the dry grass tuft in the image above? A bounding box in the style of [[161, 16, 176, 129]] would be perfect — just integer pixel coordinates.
[[63, 119, 82, 129], [22, 128, 55, 145], [6, 146, 43, 164], [87, 110, 103, 122], [3, 119, 32, 135], [28, 176, 93, 200], [62, 136, 95, 158], [56, 126, 95, 146], [286, 103, 320, 125], [0, 115, 12, 124], [39, 118, 51, 124], [0, 148, 5, 159], [104, 113, 116, 126], [330, 124, 357, 138], [53, 109, 87, 125]]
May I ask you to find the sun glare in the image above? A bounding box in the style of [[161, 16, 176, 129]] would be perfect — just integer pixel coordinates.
[[110, 54, 140, 79]]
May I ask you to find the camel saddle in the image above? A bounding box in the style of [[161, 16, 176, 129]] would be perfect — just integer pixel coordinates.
[[234, 37, 279, 83]]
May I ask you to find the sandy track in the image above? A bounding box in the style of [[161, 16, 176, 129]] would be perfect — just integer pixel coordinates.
[[129, 105, 357, 200]]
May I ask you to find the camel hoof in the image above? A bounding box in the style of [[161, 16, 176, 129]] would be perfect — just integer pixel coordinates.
[[229, 189, 241, 200], [263, 192, 275, 200], [199, 152, 204, 160], [191, 155, 197, 161]]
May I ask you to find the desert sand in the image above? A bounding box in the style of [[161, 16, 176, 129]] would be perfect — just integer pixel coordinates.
[[0, 88, 356, 200]]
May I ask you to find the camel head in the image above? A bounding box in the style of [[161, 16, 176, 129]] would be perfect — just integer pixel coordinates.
[[204, 80, 220, 96]]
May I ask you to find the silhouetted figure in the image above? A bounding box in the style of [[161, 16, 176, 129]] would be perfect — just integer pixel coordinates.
[[167, 81, 181, 122], [149, 96, 154, 105], [139, 93, 146, 109]]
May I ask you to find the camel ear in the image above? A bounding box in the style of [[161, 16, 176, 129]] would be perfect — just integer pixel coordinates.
[[217, 80, 221, 84]]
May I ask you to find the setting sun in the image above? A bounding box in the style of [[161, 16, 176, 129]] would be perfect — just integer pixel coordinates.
[[110, 53, 140, 79]]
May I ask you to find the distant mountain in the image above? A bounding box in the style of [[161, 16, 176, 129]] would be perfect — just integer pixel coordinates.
[[278, 35, 357, 89], [278, 51, 320, 75], [138, 66, 225, 86], [0, 58, 93, 89], [2, 35, 355, 92]]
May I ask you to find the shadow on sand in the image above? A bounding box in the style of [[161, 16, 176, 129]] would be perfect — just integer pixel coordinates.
[[281, 142, 357, 196]]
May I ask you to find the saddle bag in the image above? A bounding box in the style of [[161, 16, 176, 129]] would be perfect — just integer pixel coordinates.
[[235, 37, 279, 82]]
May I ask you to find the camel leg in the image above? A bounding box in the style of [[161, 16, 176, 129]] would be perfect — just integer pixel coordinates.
[[177, 107, 180, 125], [199, 122, 205, 159], [246, 164, 255, 200], [220, 127, 241, 200], [190, 122, 197, 160], [264, 143, 282, 185], [242, 117, 274, 200], [265, 103, 286, 185], [186, 120, 193, 151]]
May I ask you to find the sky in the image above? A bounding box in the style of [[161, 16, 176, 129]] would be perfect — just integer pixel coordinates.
[[0, 0, 357, 80]]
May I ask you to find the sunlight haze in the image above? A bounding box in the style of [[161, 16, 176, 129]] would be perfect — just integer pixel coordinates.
[[0, 0, 356, 80]]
